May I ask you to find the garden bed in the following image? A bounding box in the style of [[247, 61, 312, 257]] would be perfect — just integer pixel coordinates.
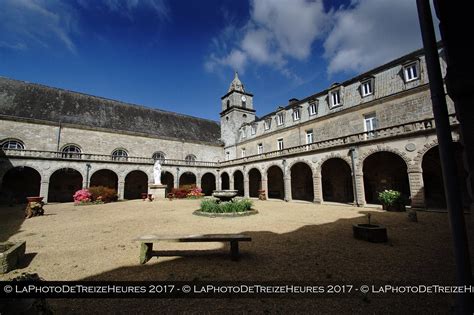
[[0, 241, 26, 273]]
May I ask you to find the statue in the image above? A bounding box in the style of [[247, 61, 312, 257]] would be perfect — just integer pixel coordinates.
[[153, 160, 162, 185]]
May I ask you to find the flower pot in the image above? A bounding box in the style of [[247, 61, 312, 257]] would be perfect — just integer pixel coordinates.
[[26, 196, 44, 203], [353, 224, 388, 243]]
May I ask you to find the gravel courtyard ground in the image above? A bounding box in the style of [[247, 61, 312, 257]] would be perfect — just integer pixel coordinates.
[[1, 199, 473, 313]]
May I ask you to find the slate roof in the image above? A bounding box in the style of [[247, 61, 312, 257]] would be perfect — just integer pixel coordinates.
[[0, 77, 222, 145]]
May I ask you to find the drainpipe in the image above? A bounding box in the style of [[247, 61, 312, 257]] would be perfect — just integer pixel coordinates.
[[417, 1, 472, 313], [349, 147, 359, 207], [56, 121, 62, 153], [85, 164, 91, 188]]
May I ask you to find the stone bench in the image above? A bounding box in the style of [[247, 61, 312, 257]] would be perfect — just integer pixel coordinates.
[[134, 234, 252, 264]]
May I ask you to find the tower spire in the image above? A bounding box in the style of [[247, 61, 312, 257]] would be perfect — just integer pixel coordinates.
[[228, 71, 245, 93]]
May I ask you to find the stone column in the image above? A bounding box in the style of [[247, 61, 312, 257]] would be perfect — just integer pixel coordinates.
[[230, 177, 234, 190], [313, 172, 322, 204], [408, 169, 425, 208], [244, 173, 250, 198], [284, 175, 292, 201], [261, 172, 268, 199], [39, 180, 49, 203], [175, 168, 180, 188], [216, 172, 220, 190], [196, 174, 202, 189], [355, 173, 366, 206], [117, 181, 125, 200]]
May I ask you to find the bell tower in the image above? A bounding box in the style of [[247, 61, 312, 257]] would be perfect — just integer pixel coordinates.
[[220, 72, 256, 158]]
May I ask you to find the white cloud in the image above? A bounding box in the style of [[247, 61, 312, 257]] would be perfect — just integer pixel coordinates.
[[323, 0, 439, 75], [102, 0, 169, 21], [0, 0, 170, 53], [205, 0, 328, 80], [0, 0, 78, 53]]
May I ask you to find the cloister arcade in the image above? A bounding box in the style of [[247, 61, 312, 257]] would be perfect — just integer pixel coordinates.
[[0, 136, 471, 209]]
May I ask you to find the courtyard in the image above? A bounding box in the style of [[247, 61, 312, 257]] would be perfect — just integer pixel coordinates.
[[1, 199, 473, 312]]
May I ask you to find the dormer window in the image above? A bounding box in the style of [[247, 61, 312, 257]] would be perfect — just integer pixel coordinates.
[[308, 99, 318, 116], [361, 78, 374, 97], [292, 108, 300, 121], [264, 119, 271, 130], [403, 61, 419, 82], [240, 128, 246, 139], [251, 124, 257, 135], [330, 89, 342, 108], [277, 113, 284, 126]]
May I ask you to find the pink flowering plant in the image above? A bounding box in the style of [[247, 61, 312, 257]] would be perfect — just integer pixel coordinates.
[[187, 187, 204, 199], [73, 189, 92, 204]]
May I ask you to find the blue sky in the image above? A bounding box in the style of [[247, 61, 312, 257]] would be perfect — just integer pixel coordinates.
[[0, 0, 435, 121]]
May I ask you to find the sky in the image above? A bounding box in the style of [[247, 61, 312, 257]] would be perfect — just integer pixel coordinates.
[[0, 0, 439, 122]]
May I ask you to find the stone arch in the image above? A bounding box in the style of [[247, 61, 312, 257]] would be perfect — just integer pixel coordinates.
[[220, 172, 230, 190], [1, 166, 41, 203], [290, 162, 314, 201], [248, 168, 262, 198], [267, 165, 284, 199], [201, 172, 216, 196], [316, 153, 351, 173], [357, 145, 411, 173], [48, 168, 83, 202], [362, 151, 410, 204], [413, 139, 439, 172], [422, 143, 470, 209], [161, 171, 174, 195], [321, 158, 354, 203], [287, 158, 315, 174], [124, 170, 148, 200], [233, 170, 244, 196], [179, 172, 196, 187], [90, 169, 118, 190]]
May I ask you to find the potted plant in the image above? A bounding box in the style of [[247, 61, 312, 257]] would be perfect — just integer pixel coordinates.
[[378, 190, 406, 211]]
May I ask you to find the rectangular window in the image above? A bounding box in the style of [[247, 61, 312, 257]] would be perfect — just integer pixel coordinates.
[[361, 80, 373, 97], [241, 148, 246, 158], [293, 109, 300, 121], [404, 62, 418, 82], [251, 124, 257, 135], [364, 113, 377, 138], [309, 101, 318, 116], [330, 90, 342, 107], [240, 128, 246, 139], [225, 151, 230, 161], [277, 113, 284, 126], [264, 120, 271, 130], [277, 138, 284, 150], [257, 143, 264, 154], [306, 130, 314, 144]]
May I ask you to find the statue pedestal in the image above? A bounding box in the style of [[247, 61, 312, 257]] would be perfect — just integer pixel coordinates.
[[148, 184, 167, 200]]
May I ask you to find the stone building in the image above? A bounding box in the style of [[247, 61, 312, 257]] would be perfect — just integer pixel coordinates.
[[0, 46, 471, 209]]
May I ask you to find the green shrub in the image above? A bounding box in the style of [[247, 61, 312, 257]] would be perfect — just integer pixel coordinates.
[[377, 190, 404, 206], [88, 186, 118, 203], [199, 198, 253, 213]]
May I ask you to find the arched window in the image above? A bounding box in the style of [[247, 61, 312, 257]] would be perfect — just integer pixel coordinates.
[[185, 154, 196, 165], [152, 151, 166, 162], [1, 139, 25, 150], [61, 144, 82, 159], [226, 99, 230, 109], [112, 149, 128, 161]]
